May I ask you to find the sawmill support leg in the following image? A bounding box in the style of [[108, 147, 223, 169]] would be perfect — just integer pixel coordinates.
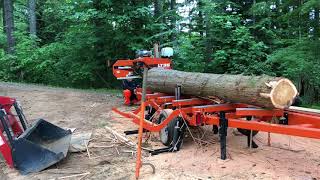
[[219, 111, 228, 160]]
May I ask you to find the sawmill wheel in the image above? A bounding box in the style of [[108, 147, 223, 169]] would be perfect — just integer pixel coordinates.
[[158, 109, 178, 146], [237, 116, 259, 136]]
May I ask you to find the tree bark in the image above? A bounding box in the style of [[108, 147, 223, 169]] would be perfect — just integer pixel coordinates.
[[28, 0, 36, 36], [147, 69, 298, 109], [154, 0, 162, 19], [197, 0, 204, 37], [204, 17, 212, 62], [314, 7, 319, 40], [170, 0, 176, 43], [154, 0, 163, 44], [0, 0, 4, 50], [1, 0, 5, 33], [3, 0, 14, 54], [93, 0, 103, 59]]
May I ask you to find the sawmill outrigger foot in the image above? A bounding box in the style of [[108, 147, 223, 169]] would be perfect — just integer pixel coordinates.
[[0, 96, 71, 174], [150, 146, 173, 155], [124, 129, 148, 135]]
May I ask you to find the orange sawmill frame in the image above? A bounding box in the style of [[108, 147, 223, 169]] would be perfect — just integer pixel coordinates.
[[113, 92, 320, 140]]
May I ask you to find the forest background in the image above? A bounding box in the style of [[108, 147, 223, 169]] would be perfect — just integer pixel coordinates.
[[0, 0, 319, 106]]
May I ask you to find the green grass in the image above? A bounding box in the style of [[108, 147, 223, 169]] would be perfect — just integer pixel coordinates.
[[84, 88, 122, 95], [301, 104, 320, 110]]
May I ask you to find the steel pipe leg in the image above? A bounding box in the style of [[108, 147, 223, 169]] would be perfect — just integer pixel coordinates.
[[219, 112, 228, 160], [247, 132, 258, 148]]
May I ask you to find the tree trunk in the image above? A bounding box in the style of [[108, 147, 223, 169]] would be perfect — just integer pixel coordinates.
[[197, 0, 204, 37], [154, 0, 162, 19], [0, 0, 4, 50], [204, 17, 212, 62], [154, 0, 163, 44], [3, 0, 14, 54], [93, 0, 104, 60], [314, 7, 319, 40], [170, 0, 176, 43], [1, 0, 5, 33], [28, 0, 36, 36], [147, 69, 298, 109]]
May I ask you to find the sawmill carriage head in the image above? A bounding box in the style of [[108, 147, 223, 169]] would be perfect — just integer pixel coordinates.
[[132, 48, 173, 76], [112, 47, 174, 80], [113, 47, 174, 105]]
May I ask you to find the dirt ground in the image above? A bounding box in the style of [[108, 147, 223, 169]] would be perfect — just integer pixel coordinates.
[[0, 82, 319, 180]]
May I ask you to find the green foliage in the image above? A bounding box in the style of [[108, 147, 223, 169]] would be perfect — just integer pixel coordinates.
[[303, 104, 320, 110], [0, 0, 159, 88], [206, 21, 270, 75], [175, 2, 271, 75], [174, 36, 206, 72], [268, 39, 320, 102]]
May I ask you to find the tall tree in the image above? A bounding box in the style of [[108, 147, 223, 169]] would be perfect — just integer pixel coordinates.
[[3, 0, 14, 54], [197, 0, 204, 37], [170, 0, 176, 43], [203, 1, 214, 63], [1, 0, 5, 33], [313, 7, 319, 40], [154, 0, 163, 44], [28, 0, 36, 36], [154, 0, 162, 19]]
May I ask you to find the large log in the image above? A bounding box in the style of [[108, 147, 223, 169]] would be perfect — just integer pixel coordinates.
[[147, 69, 298, 109]]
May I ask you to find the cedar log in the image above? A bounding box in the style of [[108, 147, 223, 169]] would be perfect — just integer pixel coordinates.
[[147, 69, 298, 109]]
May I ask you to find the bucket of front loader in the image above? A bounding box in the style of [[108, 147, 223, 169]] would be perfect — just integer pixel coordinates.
[[11, 119, 72, 174]]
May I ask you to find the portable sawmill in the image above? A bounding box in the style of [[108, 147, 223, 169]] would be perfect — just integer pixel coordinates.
[[0, 96, 71, 174], [112, 47, 320, 159]]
